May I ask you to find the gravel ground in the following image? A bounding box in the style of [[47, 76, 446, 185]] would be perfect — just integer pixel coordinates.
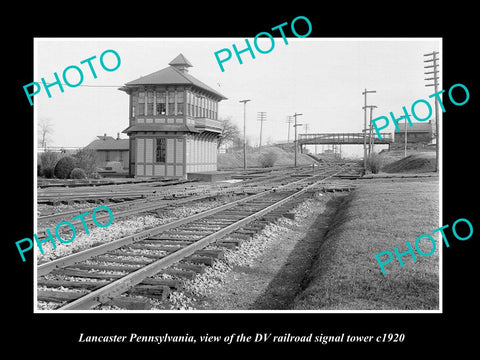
[[155, 192, 338, 311], [81, 193, 336, 311], [37, 187, 350, 311], [36, 199, 225, 263]]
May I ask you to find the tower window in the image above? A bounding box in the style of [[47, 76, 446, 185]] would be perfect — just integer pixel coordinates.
[[156, 91, 166, 115], [168, 92, 175, 115], [147, 91, 154, 115], [138, 92, 145, 116], [176, 92, 184, 115]]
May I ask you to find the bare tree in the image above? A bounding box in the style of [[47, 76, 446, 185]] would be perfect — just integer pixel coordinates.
[[217, 117, 241, 150], [38, 118, 53, 149]]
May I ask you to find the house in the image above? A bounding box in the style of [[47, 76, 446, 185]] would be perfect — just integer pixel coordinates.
[[84, 133, 129, 170], [394, 121, 433, 144], [119, 53, 227, 178]]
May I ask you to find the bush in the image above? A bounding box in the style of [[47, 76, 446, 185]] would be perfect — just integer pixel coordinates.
[[366, 153, 383, 174], [69, 167, 87, 179], [40, 151, 58, 168], [42, 167, 55, 178], [39, 151, 59, 178], [54, 156, 77, 179], [259, 151, 278, 168], [73, 148, 99, 176]]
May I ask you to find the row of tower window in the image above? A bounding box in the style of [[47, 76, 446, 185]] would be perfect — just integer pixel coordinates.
[[132, 90, 218, 119]]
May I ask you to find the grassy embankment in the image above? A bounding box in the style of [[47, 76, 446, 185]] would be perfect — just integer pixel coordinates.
[[373, 150, 436, 174], [292, 154, 439, 310], [218, 146, 314, 169]]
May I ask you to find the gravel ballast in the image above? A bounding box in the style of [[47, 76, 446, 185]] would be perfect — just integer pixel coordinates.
[[156, 192, 342, 311], [36, 200, 225, 263]]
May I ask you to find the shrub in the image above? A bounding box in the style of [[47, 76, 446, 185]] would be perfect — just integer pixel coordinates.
[[73, 148, 99, 176], [69, 167, 87, 179], [42, 167, 55, 178], [366, 153, 383, 174], [39, 151, 59, 178], [259, 151, 278, 168], [40, 151, 59, 168], [54, 156, 77, 179]]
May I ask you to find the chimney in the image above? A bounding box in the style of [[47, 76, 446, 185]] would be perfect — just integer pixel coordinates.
[[117, 132, 120, 140], [103, 133, 107, 140]]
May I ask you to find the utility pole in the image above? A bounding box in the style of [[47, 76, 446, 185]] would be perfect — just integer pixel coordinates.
[[424, 51, 440, 172], [286, 116, 294, 143], [362, 89, 376, 170], [292, 113, 303, 167], [369, 106, 376, 155], [404, 113, 413, 158], [364, 105, 377, 156], [405, 118, 408, 158], [239, 99, 251, 172], [257, 111, 267, 153]]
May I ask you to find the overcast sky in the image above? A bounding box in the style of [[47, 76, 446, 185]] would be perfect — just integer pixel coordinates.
[[34, 38, 441, 156]]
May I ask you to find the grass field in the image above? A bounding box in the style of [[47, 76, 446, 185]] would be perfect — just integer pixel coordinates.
[[292, 177, 440, 310]]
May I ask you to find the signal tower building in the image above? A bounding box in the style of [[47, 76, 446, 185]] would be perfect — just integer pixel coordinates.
[[120, 54, 227, 178]]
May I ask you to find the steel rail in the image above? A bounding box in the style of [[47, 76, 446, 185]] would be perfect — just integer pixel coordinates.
[[37, 168, 340, 277], [57, 169, 344, 310], [37, 166, 318, 203], [36, 191, 239, 236]]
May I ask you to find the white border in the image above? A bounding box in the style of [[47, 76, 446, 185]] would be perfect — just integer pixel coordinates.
[[33, 37, 443, 314]]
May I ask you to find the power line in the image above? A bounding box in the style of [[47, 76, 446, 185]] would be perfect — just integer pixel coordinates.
[[39, 83, 123, 88]]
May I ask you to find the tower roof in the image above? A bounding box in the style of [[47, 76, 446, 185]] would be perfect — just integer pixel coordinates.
[[168, 53, 193, 68], [121, 54, 227, 100]]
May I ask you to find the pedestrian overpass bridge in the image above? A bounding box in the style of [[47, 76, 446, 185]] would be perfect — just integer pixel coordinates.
[[298, 132, 393, 146]]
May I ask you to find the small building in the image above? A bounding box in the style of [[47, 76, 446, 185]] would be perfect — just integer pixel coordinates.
[[394, 121, 432, 144], [84, 134, 129, 170], [120, 54, 227, 178]]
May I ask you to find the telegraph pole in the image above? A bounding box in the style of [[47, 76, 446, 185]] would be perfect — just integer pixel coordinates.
[[286, 116, 294, 143], [424, 51, 440, 172], [362, 89, 376, 170], [364, 105, 377, 156], [239, 99, 251, 172], [293, 113, 303, 167], [257, 111, 267, 153], [369, 106, 376, 155], [403, 114, 412, 158]]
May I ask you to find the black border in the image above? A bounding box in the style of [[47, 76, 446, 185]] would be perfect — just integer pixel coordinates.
[[7, 4, 477, 354]]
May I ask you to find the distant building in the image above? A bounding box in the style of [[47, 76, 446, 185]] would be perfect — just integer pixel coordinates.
[[394, 121, 432, 144], [84, 133, 129, 170], [119, 53, 227, 178]]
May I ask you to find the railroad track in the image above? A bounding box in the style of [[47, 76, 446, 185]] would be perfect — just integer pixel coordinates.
[[36, 165, 325, 206], [36, 165, 351, 310], [36, 165, 331, 228]]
